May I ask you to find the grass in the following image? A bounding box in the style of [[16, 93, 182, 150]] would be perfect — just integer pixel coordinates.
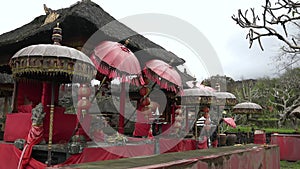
[[280, 160, 300, 169]]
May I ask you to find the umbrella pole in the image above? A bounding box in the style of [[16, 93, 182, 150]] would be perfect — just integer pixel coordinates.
[[46, 82, 55, 166], [118, 82, 125, 134], [90, 76, 107, 103]]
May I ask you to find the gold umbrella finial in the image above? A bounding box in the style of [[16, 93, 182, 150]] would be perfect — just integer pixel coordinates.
[[52, 23, 62, 45]]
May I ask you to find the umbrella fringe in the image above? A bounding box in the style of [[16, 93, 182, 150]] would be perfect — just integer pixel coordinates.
[[143, 68, 181, 93], [92, 55, 144, 86]]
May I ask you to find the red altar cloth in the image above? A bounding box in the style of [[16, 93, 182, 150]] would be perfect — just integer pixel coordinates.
[[57, 138, 200, 165], [4, 108, 77, 143], [0, 143, 154, 169], [254, 133, 266, 144], [4, 113, 32, 142], [60, 144, 154, 165], [133, 107, 151, 137], [271, 134, 300, 161], [43, 107, 77, 143], [0, 137, 205, 169], [0, 144, 46, 169], [17, 81, 43, 107], [159, 138, 196, 153]]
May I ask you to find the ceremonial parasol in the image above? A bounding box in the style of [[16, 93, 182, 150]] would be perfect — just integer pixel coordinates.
[[90, 40, 144, 134], [143, 59, 182, 93], [178, 81, 215, 105], [186, 81, 216, 92], [176, 81, 215, 138], [214, 92, 237, 106], [213, 92, 237, 144], [233, 101, 262, 114], [90, 40, 144, 85], [10, 23, 95, 166]]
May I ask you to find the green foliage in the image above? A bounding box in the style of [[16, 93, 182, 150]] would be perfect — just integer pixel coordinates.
[[280, 161, 300, 169], [231, 67, 300, 128], [227, 126, 252, 133], [227, 126, 298, 134], [263, 128, 298, 134], [0, 117, 5, 123]]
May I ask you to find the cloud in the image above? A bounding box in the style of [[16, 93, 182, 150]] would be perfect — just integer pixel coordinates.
[[224, 32, 281, 80]]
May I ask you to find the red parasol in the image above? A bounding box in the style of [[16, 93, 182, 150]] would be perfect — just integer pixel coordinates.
[[143, 59, 182, 93], [90, 41, 144, 85], [222, 117, 236, 128], [90, 41, 144, 134]]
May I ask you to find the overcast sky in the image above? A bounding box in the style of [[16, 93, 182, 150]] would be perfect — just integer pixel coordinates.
[[0, 0, 283, 81]]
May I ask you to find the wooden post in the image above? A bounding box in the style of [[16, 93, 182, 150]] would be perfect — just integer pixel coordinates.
[[11, 81, 18, 112]]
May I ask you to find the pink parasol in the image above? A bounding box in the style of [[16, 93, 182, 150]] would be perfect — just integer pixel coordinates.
[[143, 59, 182, 93], [90, 41, 144, 85], [90, 41, 144, 134], [222, 117, 236, 128]]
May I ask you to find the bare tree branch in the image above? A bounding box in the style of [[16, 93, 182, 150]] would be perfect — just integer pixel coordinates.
[[232, 0, 300, 52]]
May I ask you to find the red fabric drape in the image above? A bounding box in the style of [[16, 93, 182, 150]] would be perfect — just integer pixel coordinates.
[[59, 139, 197, 165], [198, 136, 208, 149], [4, 113, 32, 142], [0, 144, 46, 169], [58, 144, 154, 166], [43, 107, 77, 143], [74, 114, 92, 141], [133, 107, 151, 137], [18, 126, 44, 169], [4, 108, 77, 144], [41, 82, 59, 108], [159, 138, 196, 153], [0, 138, 200, 168], [17, 81, 43, 107]]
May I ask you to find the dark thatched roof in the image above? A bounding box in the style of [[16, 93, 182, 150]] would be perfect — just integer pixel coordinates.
[[0, 0, 185, 69]]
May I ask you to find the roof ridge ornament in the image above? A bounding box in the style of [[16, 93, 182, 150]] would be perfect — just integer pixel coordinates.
[[42, 4, 60, 26]]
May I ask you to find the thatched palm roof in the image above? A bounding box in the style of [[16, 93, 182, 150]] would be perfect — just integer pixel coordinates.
[[0, 1, 185, 69]]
